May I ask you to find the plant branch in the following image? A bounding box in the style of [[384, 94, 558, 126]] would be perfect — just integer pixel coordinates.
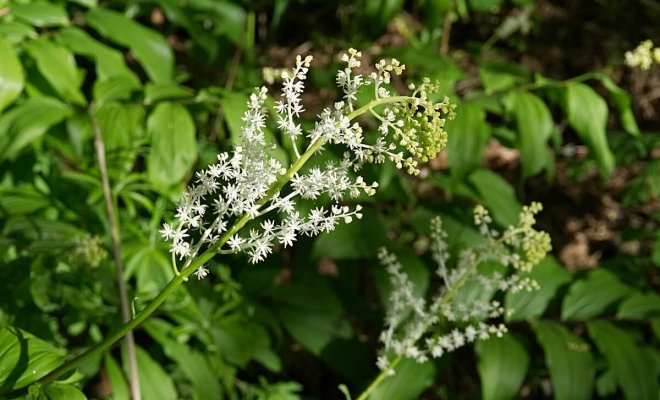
[[89, 107, 141, 400]]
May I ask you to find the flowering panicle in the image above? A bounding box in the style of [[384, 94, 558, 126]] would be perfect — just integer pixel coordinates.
[[376, 203, 550, 375], [161, 49, 455, 277], [625, 40, 660, 70]]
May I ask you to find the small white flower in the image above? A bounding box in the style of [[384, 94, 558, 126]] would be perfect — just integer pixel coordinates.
[[194, 265, 209, 280]]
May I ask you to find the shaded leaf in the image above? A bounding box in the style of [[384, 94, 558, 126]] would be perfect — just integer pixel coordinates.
[[133, 346, 177, 400], [533, 320, 594, 400], [505, 91, 553, 178], [33, 383, 87, 400], [22, 38, 86, 105], [561, 268, 631, 321], [0, 97, 72, 160], [0, 22, 37, 43], [564, 82, 615, 178], [587, 321, 658, 400], [104, 354, 129, 400], [446, 102, 491, 183], [146, 102, 197, 187], [369, 359, 435, 400], [86, 9, 173, 83], [596, 74, 640, 137], [312, 209, 387, 259], [506, 256, 571, 321], [0, 37, 24, 112], [617, 292, 660, 319], [476, 335, 529, 400], [144, 83, 194, 104], [468, 169, 521, 227]]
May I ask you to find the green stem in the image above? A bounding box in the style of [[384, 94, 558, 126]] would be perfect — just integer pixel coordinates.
[[355, 357, 402, 400], [34, 94, 417, 388]]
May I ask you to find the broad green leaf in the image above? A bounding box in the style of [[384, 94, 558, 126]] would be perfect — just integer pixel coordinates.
[[186, 0, 247, 44], [617, 292, 660, 319], [55, 28, 139, 83], [468, 169, 521, 227], [86, 9, 173, 83], [147, 102, 197, 187], [211, 320, 272, 368], [587, 321, 658, 400], [33, 383, 87, 400], [9, 2, 69, 27], [476, 335, 529, 400], [69, 0, 97, 8], [468, 0, 503, 12], [93, 102, 144, 172], [0, 97, 72, 160], [144, 319, 223, 400], [133, 346, 177, 400], [479, 61, 527, 94], [0, 326, 65, 393], [0, 22, 37, 43], [533, 320, 594, 400], [506, 256, 571, 321], [0, 37, 24, 112], [446, 102, 491, 183], [22, 38, 86, 105], [144, 83, 195, 104], [561, 268, 631, 321], [312, 209, 388, 259], [92, 75, 142, 103], [269, 278, 350, 355], [596, 74, 640, 137], [505, 91, 553, 178], [369, 359, 435, 400], [155, 0, 218, 57], [0, 187, 49, 217], [104, 354, 129, 400], [564, 82, 615, 178]]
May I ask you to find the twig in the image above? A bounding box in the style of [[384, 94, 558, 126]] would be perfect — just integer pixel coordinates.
[[440, 0, 456, 54], [90, 107, 141, 400]]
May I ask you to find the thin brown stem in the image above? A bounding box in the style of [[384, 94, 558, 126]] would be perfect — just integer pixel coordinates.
[[90, 107, 141, 400], [209, 43, 244, 142]]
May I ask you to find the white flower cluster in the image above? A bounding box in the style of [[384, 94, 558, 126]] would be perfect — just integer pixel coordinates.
[[625, 40, 660, 70], [160, 50, 455, 278], [376, 203, 550, 374]]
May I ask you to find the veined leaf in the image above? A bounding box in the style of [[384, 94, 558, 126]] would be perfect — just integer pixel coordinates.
[[33, 383, 87, 400], [561, 268, 631, 321], [9, 2, 69, 27], [617, 291, 660, 319], [505, 91, 553, 178], [104, 355, 129, 400], [86, 9, 173, 83], [0, 37, 24, 112], [22, 38, 86, 105], [55, 28, 139, 83], [533, 320, 594, 400], [446, 102, 491, 183], [587, 321, 658, 400], [0, 21, 37, 44], [133, 346, 177, 400], [0, 97, 72, 160], [468, 169, 521, 227], [476, 335, 529, 400], [596, 74, 640, 137], [564, 82, 615, 179], [506, 256, 571, 321], [146, 102, 197, 187], [0, 326, 65, 393], [369, 359, 435, 400]]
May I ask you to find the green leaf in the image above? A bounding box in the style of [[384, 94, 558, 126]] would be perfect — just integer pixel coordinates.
[[93, 102, 145, 172], [533, 320, 594, 400], [561, 268, 631, 321], [446, 102, 491, 183], [22, 38, 86, 105], [468, 0, 503, 12], [564, 82, 615, 178], [587, 321, 658, 400], [144, 319, 223, 400], [467, 169, 521, 227], [9, 2, 69, 27], [0, 326, 65, 393], [0, 37, 24, 112], [476, 335, 529, 400], [269, 278, 350, 355], [133, 346, 177, 400], [596, 74, 640, 137], [55, 28, 139, 83], [479, 61, 527, 94], [0, 97, 72, 160], [372, 249, 430, 315], [617, 291, 660, 319], [86, 9, 173, 83], [33, 383, 87, 400], [312, 209, 388, 259], [186, 0, 247, 44], [147, 102, 197, 187], [144, 83, 195, 104], [92, 75, 142, 103], [369, 359, 435, 400], [505, 91, 553, 178], [506, 256, 572, 321], [104, 354, 129, 400], [0, 21, 37, 44]]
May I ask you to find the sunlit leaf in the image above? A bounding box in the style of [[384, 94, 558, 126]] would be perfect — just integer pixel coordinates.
[[446, 102, 491, 183], [0, 37, 24, 112], [561, 268, 631, 321], [9, 2, 69, 27], [476, 334, 529, 400], [533, 320, 594, 400], [369, 359, 435, 400]]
